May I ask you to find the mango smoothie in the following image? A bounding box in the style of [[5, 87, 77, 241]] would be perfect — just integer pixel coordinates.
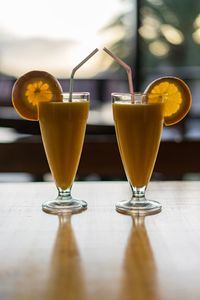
[[113, 101, 164, 188], [39, 100, 89, 190], [11, 68, 95, 213]]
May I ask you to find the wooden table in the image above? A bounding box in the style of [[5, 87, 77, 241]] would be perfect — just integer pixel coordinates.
[[1, 181, 200, 300]]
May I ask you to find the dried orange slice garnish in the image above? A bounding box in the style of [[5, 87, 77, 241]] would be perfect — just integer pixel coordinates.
[[12, 70, 63, 121], [144, 76, 192, 126]]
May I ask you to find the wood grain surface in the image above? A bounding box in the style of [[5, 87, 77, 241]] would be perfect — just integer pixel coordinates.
[[0, 181, 200, 300]]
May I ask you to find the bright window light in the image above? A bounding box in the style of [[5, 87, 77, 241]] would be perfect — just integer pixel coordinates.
[[0, 0, 134, 78]]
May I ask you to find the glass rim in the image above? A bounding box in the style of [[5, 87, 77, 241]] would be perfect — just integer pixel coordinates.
[[112, 92, 164, 104], [111, 92, 145, 97], [111, 92, 165, 97], [62, 92, 90, 97]]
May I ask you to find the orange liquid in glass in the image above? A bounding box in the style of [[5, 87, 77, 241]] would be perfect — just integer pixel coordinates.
[[39, 101, 89, 190], [113, 102, 164, 187]]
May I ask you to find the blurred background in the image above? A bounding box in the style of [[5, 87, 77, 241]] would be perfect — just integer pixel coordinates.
[[0, 0, 199, 182]]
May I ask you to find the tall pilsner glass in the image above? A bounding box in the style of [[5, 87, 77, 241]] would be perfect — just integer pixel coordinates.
[[39, 93, 89, 214], [112, 93, 164, 214]]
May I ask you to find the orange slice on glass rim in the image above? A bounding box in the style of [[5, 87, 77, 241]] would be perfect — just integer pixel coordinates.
[[144, 76, 192, 126], [12, 70, 63, 121]]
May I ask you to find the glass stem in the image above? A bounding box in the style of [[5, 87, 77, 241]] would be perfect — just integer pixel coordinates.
[[130, 185, 146, 199], [57, 187, 72, 201]]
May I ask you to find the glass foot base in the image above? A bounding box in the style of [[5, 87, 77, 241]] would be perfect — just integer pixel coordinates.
[[116, 198, 161, 216], [42, 198, 87, 215]]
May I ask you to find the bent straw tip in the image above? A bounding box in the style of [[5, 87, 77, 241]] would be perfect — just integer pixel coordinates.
[[93, 48, 99, 53], [103, 47, 109, 52]]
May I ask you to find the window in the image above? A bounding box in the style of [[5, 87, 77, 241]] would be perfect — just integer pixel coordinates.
[[1, 0, 199, 132], [0, 0, 136, 105], [0, 0, 135, 79]]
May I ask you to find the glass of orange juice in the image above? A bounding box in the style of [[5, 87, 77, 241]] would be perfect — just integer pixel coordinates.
[[39, 92, 89, 214], [112, 93, 164, 214]]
